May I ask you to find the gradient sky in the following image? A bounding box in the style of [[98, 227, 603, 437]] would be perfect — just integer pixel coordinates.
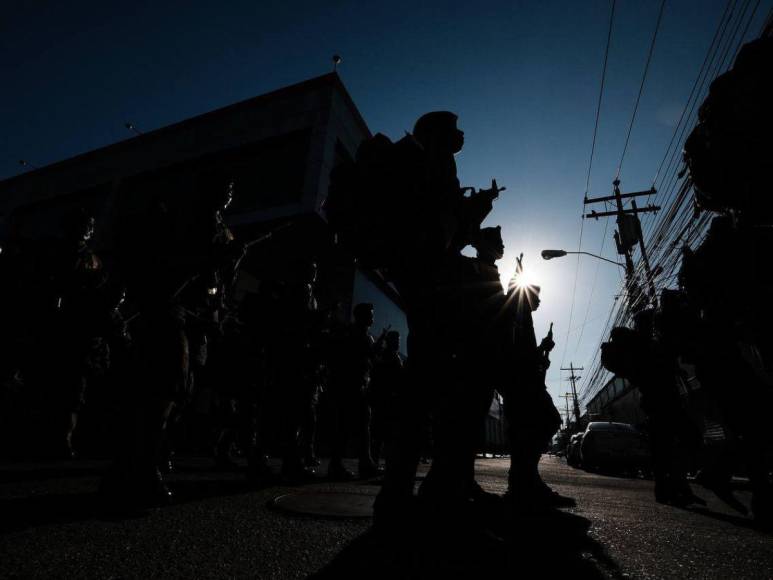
[[2, 0, 770, 411]]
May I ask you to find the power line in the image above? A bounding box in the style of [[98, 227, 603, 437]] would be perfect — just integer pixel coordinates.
[[574, 216, 610, 353], [733, 0, 763, 58], [579, 0, 751, 402], [640, 0, 743, 252], [615, 0, 668, 180], [575, 0, 769, 407], [580, 1, 670, 370], [559, 216, 585, 370], [585, 0, 617, 197], [559, 0, 617, 371], [650, 0, 735, 188]]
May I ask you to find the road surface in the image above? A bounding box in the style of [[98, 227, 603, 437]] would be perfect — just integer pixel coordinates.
[[1, 455, 770, 578]]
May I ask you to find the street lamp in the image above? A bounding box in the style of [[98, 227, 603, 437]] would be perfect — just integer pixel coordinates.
[[541, 249, 625, 269]]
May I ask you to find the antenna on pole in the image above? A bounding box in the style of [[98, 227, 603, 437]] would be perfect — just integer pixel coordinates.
[[332, 54, 342, 72], [125, 122, 143, 136]]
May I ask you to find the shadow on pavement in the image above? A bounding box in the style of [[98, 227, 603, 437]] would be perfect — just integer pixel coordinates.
[[686, 506, 760, 531], [0, 464, 106, 484], [0, 477, 269, 535], [312, 510, 623, 579]]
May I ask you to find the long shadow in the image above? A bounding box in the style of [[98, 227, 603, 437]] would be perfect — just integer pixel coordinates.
[[0, 475, 272, 535], [311, 509, 624, 579], [0, 464, 107, 484], [685, 506, 760, 531]]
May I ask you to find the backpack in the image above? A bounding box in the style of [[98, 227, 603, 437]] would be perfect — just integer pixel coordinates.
[[323, 133, 422, 270]]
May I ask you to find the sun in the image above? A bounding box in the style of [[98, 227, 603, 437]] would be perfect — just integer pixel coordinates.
[[515, 268, 538, 288], [504, 265, 540, 292]]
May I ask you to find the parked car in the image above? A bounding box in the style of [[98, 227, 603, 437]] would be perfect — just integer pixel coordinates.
[[566, 432, 584, 467], [580, 421, 651, 475]]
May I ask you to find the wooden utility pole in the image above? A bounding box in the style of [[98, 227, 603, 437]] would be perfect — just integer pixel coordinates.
[[560, 363, 584, 425], [559, 393, 573, 428], [584, 179, 660, 310]]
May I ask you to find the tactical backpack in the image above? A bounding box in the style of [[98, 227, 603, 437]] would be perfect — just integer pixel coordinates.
[[600, 326, 646, 380], [323, 133, 421, 271]]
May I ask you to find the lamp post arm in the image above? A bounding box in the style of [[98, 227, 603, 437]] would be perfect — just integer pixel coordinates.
[[572, 251, 626, 268]]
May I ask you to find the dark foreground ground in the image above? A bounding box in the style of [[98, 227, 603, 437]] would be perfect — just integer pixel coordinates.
[[0, 455, 771, 579]]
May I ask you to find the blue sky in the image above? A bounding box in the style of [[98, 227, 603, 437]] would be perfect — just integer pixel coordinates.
[[2, 0, 770, 409]]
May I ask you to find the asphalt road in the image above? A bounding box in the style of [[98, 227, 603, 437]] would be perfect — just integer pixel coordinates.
[[0, 455, 770, 579]]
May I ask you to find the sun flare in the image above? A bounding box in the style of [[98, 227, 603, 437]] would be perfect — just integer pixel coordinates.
[[506, 266, 540, 291]]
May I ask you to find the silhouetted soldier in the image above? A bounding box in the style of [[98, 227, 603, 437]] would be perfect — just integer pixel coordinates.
[[52, 213, 116, 459], [601, 308, 704, 507], [271, 260, 324, 483], [680, 31, 773, 527], [325, 110, 504, 522], [368, 330, 404, 466], [371, 112, 503, 522], [499, 254, 571, 512], [0, 227, 44, 459], [103, 172, 244, 506], [429, 225, 520, 513], [327, 302, 382, 479]]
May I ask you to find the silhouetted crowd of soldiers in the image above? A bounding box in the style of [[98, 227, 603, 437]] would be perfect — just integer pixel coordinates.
[[0, 109, 572, 527], [3, 32, 768, 536], [325, 110, 573, 526], [0, 177, 412, 506], [601, 33, 773, 528]]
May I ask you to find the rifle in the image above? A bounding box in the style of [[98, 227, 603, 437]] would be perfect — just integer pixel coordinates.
[[510, 254, 544, 382], [229, 220, 294, 287], [455, 179, 506, 251]]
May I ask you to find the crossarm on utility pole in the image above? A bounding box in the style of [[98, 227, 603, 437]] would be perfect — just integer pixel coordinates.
[[584, 187, 655, 205], [584, 206, 660, 219]]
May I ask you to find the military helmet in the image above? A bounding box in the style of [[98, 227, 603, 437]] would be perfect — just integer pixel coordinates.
[[413, 111, 461, 150], [196, 168, 235, 210], [472, 226, 504, 260]]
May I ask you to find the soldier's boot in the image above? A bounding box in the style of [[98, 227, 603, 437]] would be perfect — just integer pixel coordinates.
[[137, 466, 174, 507], [60, 412, 78, 460], [281, 454, 317, 484], [132, 406, 174, 507], [530, 476, 577, 508], [468, 480, 504, 522], [695, 466, 748, 515], [100, 449, 172, 509], [327, 457, 356, 481], [214, 429, 239, 471], [246, 447, 273, 483], [504, 476, 547, 515], [358, 455, 383, 479], [750, 461, 773, 530], [655, 475, 705, 508], [752, 488, 773, 530], [506, 447, 574, 513], [373, 491, 419, 532]]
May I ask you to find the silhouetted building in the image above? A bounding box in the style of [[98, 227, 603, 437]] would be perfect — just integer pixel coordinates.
[[0, 73, 407, 335]]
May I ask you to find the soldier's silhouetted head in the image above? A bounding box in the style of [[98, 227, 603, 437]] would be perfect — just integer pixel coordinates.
[[413, 111, 464, 154], [65, 210, 95, 243], [472, 226, 504, 262], [353, 302, 374, 328], [197, 168, 235, 211], [386, 330, 400, 352], [633, 308, 655, 338], [303, 260, 318, 284]]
